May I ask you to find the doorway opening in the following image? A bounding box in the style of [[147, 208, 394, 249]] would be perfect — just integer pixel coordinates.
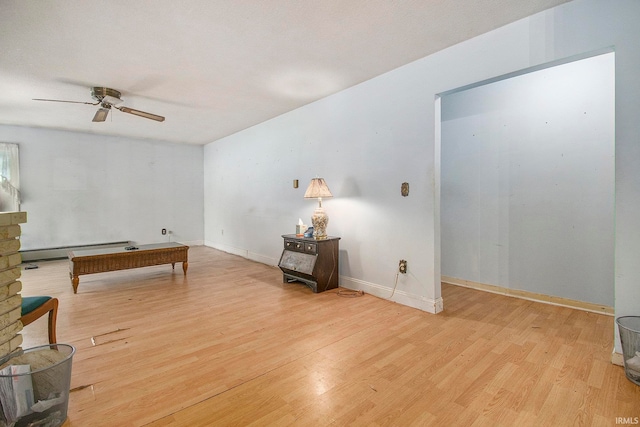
[[437, 51, 615, 311]]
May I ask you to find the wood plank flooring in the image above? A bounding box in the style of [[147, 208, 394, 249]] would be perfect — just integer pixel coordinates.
[[18, 246, 639, 426]]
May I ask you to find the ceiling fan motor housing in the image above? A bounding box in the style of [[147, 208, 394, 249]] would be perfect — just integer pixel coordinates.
[[91, 87, 121, 102]]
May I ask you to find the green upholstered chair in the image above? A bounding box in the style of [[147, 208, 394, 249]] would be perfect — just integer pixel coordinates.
[[20, 296, 58, 344]]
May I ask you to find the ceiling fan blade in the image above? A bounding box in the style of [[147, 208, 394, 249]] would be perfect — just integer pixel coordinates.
[[116, 106, 165, 122], [33, 98, 99, 105], [92, 107, 110, 122]]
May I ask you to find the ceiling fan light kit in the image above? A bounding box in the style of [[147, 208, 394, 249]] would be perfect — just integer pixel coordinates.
[[34, 86, 165, 123], [92, 107, 111, 122]]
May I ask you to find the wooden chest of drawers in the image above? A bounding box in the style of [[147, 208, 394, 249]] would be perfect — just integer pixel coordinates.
[[278, 234, 340, 293]]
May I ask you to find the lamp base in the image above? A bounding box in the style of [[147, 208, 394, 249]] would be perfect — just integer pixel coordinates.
[[311, 207, 329, 239]]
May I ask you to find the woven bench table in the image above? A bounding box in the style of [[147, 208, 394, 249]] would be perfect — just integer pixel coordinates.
[[68, 242, 189, 293]]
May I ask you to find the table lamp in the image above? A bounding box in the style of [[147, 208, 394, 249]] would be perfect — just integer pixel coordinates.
[[304, 178, 333, 239]]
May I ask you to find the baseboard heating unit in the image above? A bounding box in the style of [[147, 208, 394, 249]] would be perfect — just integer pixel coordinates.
[[20, 241, 131, 262]]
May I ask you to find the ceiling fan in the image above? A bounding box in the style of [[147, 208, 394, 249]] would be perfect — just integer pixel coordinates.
[[33, 87, 165, 122]]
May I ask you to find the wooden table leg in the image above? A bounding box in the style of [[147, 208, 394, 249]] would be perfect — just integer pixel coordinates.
[[182, 261, 188, 275], [71, 275, 79, 294]]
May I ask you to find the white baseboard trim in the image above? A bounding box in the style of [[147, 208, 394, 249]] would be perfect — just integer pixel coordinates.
[[442, 276, 613, 316], [612, 348, 624, 366], [340, 276, 444, 314], [204, 241, 279, 267], [248, 252, 278, 267], [205, 241, 247, 257]]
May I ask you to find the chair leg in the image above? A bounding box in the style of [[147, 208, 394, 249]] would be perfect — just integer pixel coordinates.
[[21, 297, 59, 344], [47, 298, 58, 344]]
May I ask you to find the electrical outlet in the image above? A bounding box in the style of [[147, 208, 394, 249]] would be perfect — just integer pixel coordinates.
[[399, 259, 407, 274], [161, 228, 167, 235]]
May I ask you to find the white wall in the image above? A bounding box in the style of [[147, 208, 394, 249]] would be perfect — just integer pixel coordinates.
[[0, 125, 204, 250], [204, 0, 640, 330], [441, 53, 615, 306], [204, 73, 441, 312]]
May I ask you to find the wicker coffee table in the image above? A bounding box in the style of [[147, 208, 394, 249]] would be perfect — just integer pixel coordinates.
[[68, 242, 188, 293]]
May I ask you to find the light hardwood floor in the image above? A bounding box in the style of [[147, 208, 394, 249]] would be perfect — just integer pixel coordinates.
[[19, 246, 639, 426]]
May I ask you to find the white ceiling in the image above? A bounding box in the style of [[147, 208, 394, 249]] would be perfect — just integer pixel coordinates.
[[0, 0, 570, 145]]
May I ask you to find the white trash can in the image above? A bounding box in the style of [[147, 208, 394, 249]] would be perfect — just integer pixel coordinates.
[[0, 344, 75, 426], [616, 316, 640, 386]]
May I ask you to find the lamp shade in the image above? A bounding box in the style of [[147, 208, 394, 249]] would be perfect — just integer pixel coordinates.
[[304, 178, 333, 199]]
